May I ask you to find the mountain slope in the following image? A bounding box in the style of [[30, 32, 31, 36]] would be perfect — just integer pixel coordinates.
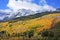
[[0, 12, 60, 35]]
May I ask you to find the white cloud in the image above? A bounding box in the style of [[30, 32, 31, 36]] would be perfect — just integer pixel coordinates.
[[0, 9, 12, 13], [39, 0, 47, 5], [0, 17, 5, 20], [43, 4, 56, 11], [20, 0, 32, 2], [0, 0, 56, 21], [7, 0, 56, 12], [7, 0, 42, 11]]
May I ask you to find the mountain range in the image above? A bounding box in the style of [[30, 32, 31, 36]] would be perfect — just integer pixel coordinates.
[[0, 8, 60, 22]]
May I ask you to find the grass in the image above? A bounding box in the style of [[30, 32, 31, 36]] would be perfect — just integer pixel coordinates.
[[0, 13, 60, 40]]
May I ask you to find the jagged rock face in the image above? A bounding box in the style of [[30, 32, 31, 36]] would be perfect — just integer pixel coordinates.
[[0, 9, 36, 21], [15, 9, 35, 17]]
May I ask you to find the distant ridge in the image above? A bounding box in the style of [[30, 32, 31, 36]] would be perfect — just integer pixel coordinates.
[[0, 11, 60, 22]]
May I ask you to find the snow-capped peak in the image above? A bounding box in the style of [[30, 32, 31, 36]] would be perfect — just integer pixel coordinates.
[[0, 9, 36, 21]]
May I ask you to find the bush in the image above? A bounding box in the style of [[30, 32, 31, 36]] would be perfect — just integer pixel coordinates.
[[27, 30, 34, 38]]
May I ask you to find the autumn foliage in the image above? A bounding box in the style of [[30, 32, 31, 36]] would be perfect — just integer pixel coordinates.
[[0, 13, 60, 35]]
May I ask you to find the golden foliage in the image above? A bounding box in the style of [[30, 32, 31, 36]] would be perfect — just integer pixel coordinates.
[[0, 13, 60, 34]]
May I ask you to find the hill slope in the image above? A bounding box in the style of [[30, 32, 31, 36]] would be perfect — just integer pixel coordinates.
[[0, 13, 60, 35]]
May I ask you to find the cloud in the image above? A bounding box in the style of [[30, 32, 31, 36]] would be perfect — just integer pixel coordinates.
[[39, 0, 47, 5], [19, 0, 33, 2], [0, 0, 56, 21], [0, 17, 5, 20], [0, 9, 12, 13], [7, 0, 56, 12], [7, 0, 41, 11]]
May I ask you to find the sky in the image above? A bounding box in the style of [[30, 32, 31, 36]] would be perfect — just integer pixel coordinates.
[[0, 0, 60, 11], [0, 0, 60, 20]]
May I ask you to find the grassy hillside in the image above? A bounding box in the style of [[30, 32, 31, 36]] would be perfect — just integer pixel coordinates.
[[0, 12, 60, 35], [0, 12, 60, 40]]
